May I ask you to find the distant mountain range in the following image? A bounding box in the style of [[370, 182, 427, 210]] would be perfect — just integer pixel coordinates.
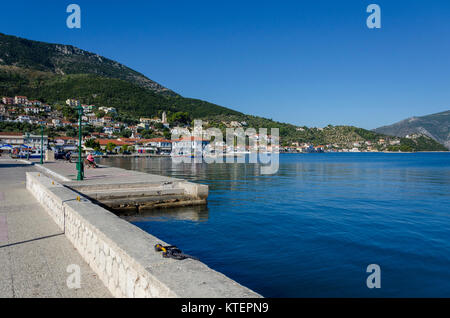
[[374, 110, 450, 149]]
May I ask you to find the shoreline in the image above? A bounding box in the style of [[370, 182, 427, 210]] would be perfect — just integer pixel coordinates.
[[96, 151, 450, 159]]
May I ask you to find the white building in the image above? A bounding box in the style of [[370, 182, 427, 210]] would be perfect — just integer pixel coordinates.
[[144, 138, 172, 154], [82, 105, 95, 113], [17, 115, 31, 123], [52, 119, 62, 127], [103, 126, 114, 135], [24, 134, 49, 149], [99, 107, 117, 114], [171, 137, 209, 155], [14, 96, 28, 105], [24, 106, 40, 114], [66, 99, 81, 107]]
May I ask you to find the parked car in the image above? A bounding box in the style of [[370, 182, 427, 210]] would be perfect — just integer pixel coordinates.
[[93, 151, 104, 156], [54, 151, 67, 160]]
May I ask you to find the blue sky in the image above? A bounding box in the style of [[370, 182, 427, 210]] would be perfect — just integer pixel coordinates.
[[1, 0, 449, 129]]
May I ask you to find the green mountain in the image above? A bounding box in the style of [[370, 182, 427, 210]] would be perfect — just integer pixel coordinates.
[[0, 32, 173, 95], [374, 110, 450, 149], [0, 33, 447, 151], [0, 33, 244, 119], [0, 66, 243, 119]]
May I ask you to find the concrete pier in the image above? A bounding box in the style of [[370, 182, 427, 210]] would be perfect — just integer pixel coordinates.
[[33, 161, 208, 212], [1, 158, 260, 298], [26, 169, 260, 298], [0, 160, 110, 297]]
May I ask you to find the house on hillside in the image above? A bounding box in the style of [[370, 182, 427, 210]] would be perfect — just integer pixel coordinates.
[[17, 115, 31, 123], [24, 106, 40, 114], [66, 99, 81, 107], [14, 96, 28, 105], [2, 97, 14, 105], [82, 105, 95, 113], [99, 107, 117, 114]]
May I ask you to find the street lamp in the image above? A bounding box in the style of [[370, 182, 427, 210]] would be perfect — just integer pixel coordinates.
[[40, 125, 44, 164], [76, 104, 84, 181], [25, 132, 30, 161]]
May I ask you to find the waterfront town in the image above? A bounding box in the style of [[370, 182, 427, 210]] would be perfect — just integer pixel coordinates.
[[1, 95, 410, 156]]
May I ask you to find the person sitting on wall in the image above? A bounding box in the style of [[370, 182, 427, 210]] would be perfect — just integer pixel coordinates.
[[84, 153, 97, 168]]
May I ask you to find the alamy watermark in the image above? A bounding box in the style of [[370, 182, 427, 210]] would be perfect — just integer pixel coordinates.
[[171, 120, 279, 175], [366, 4, 381, 29], [366, 264, 381, 289], [66, 264, 81, 289], [66, 4, 81, 29], [65, 4, 382, 31]]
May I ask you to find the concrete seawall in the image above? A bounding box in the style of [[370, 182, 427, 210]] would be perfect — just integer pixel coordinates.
[[32, 162, 209, 212], [26, 172, 261, 298]]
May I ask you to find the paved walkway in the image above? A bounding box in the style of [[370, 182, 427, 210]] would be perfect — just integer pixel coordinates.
[[36, 160, 178, 184], [0, 160, 111, 298]]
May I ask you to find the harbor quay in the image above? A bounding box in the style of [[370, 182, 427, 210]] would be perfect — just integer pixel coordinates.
[[32, 160, 209, 213], [0, 158, 260, 298]]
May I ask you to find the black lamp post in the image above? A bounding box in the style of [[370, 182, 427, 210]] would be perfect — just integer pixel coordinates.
[[76, 105, 84, 181], [25, 132, 30, 161]]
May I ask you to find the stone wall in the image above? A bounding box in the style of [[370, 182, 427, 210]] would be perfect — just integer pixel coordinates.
[[26, 172, 261, 298]]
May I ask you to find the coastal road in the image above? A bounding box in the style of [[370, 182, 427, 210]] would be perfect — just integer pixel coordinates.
[[0, 160, 110, 298]]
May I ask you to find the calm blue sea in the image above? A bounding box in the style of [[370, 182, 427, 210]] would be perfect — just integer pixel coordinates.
[[101, 153, 450, 297]]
